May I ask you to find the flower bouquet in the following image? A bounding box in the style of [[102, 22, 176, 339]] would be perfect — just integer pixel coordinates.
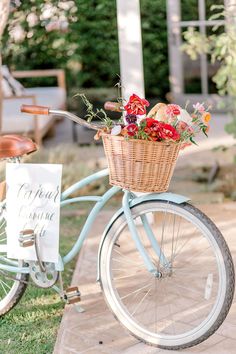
[[80, 93, 211, 193]]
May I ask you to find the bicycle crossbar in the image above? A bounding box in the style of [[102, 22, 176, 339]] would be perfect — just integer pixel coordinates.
[[0, 263, 29, 274], [61, 196, 102, 207], [61, 169, 109, 200]]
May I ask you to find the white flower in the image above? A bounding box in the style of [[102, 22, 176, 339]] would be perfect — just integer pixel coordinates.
[[111, 125, 122, 136], [26, 13, 38, 27], [136, 114, 146, 125], [10, 25, 25, 42], [40, 4, 56, 20], [58, 1, 75, 10], [177, 109, 193, 125]]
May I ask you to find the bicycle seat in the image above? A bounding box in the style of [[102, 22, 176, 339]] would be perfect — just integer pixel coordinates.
[[0, 135, 37, 159]]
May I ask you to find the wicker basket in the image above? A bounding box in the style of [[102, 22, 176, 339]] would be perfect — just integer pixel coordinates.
[[102, 134, 181, 193]]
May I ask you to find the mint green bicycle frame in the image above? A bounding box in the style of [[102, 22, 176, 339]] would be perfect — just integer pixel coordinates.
[[0, 168, 189, 278]]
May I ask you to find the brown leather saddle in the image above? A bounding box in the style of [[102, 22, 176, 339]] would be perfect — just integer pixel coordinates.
[[0, 135, 37, 159]]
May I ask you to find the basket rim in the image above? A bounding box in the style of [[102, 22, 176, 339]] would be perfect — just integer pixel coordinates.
[[101, 132, 182, 146]]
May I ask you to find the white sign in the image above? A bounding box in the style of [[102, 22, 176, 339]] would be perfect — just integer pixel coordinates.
[[6, 163, 62, 263]]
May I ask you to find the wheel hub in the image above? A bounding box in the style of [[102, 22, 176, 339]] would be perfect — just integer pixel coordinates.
[[154, 265, 173, 279]]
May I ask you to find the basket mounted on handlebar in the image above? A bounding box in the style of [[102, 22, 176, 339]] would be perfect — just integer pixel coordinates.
[[21, 94, 211, 194], [102, 134, 181, 193]]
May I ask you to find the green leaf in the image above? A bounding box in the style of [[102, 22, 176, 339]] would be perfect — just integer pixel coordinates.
[[202, 127, 208, 137], [190, 137, 198, 145], [209, 12, 224, 21], [210, 5, 225, 11]]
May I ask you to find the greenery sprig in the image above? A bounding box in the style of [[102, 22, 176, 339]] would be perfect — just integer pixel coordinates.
[[74, 93, 113, 129]]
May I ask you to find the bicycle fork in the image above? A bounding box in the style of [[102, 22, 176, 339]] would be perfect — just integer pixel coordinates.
[[122, 191, 170, 277]]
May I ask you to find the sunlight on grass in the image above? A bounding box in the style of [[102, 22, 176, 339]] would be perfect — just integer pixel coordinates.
[[0, 213, 85, 354], [0, 144, 110, 197]]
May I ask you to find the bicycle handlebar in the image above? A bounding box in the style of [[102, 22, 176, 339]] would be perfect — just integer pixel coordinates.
[[104, 101, 123, 112], [21, 104, 50, 115], [20, 101, 123, 131], [21, 104, 101, 131]]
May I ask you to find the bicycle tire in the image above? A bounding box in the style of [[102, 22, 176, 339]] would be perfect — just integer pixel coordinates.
[[100, 201, 234, 350], [0, 210, 28, 317]]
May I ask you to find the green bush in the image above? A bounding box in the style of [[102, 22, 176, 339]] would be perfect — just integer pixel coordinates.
[[2, 0, 201, 99]]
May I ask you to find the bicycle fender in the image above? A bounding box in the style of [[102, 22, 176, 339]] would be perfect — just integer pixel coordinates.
[[97, 192, 190, 282]]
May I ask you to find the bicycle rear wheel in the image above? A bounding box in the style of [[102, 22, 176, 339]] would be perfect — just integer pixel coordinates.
[[100, 201, 234, 350], [0, 205, 28, 317]]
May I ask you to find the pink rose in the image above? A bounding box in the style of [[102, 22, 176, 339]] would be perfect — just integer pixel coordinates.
[[193, 102, 205, 113]]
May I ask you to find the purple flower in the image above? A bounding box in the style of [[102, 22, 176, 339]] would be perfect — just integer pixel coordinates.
[[124, 114, 137, 125]]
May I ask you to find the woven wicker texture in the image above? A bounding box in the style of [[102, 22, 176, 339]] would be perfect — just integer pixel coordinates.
[[102, 134, 181, 193]]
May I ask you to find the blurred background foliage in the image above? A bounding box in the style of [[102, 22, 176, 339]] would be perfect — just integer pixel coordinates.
[[1, 0, 219, 100]]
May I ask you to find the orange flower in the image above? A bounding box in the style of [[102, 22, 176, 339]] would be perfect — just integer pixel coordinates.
[[202, 112, 211, 123], [121, 127, 129, 137]]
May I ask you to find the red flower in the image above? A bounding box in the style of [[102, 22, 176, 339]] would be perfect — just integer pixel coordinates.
[[158, 122, 180, 141], [145, 118, 156, 128], [166, 104, 181, 117], [126, 123, 138, 136], [124, 94, 150, 115], [150, 121, 160, 132]]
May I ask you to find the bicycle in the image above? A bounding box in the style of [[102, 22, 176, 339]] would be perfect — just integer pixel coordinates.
[[0, 103, 234, 351]]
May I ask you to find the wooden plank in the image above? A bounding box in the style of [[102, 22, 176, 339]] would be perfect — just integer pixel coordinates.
[[12, 69, 66, 91]]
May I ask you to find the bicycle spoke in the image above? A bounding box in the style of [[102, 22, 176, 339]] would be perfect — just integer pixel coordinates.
[[120, 280, 153, 300], [131, 287, 152, 316], [0, 279, 10, 295], [170, 280, 205, 298], [113, 248, 143, 266], [112, 257, 144, 268], [0, 278, 11, 290], [172, 226, 200, 261], [113, 272, 146, 281]]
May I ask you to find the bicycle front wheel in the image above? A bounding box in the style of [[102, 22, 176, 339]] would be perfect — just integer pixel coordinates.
[[100, 201, 234, 350]]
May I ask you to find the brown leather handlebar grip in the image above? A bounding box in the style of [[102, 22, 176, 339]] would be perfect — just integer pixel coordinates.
[[104, 101, 123, 112], [21, 104, 50, 115]]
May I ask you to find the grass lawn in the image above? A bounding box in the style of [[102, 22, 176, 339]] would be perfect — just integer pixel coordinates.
[[0, 211, 86, 354]]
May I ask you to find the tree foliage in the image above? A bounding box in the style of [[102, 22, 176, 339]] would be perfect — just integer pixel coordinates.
[[1, 0, 165, 97], [2, 0, 199, 98], [182, 4, 236, 138]]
